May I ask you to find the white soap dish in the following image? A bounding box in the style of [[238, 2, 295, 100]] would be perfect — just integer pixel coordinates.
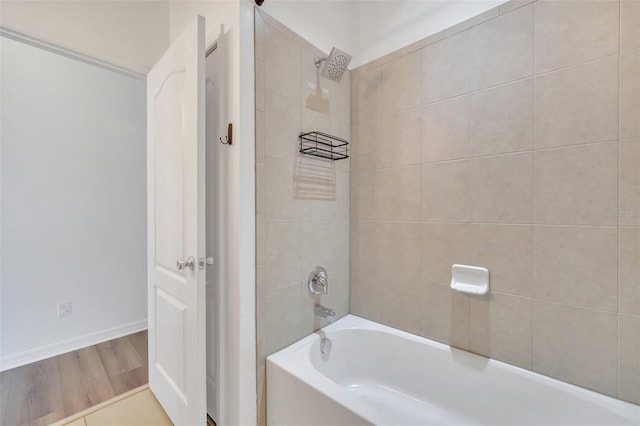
[[450, 264, 490, 295]]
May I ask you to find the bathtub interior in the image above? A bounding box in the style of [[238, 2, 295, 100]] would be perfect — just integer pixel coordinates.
[[274, 315, 640, 426]]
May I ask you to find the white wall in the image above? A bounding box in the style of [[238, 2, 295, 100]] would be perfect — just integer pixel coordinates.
[[261, 0, 508, 68], [0, 35, 147, 370], [260, 0, 356, 59], [0, 0, 170, 74], [169, 0, 238, 46]]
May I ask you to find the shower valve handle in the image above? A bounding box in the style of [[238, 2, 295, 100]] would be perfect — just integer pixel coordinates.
[[308, 265, 329, 295]]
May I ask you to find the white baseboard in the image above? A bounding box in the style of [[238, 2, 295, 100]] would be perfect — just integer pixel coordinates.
[[0, 319, 148, 372]]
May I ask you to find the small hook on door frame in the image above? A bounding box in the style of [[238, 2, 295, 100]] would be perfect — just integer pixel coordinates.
[[219, 122, 233, 145]]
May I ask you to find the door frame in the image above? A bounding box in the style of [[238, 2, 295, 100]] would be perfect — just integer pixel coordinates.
[[169, 4, 257, 424], [234, 3, 257, 424]]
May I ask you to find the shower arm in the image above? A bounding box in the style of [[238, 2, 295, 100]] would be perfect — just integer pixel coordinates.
[[315, 57, 328, 69]]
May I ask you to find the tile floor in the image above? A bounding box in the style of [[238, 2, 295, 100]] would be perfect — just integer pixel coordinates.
[[52, 386, 172, 426]]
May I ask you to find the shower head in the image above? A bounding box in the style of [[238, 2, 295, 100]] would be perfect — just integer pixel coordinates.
[[315, 47, 352, 82]]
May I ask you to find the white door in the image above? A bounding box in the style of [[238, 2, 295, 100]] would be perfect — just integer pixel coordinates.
[[147, 16, 206, 426]]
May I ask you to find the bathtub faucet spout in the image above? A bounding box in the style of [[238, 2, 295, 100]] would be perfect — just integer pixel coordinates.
[[315, 304, 336, 323]]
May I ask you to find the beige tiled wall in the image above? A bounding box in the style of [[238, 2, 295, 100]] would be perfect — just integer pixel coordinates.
[[350, 0, 640, 404], [254, 9, 351, 425]]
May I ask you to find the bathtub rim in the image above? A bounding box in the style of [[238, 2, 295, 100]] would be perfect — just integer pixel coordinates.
[[267, 314, 640, 424]]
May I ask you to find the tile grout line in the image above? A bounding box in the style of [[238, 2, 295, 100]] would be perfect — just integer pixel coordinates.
[[531, 0, 537, 373], [418, 46, 425, 339], [531, 295, 621, 316], [347, 138, 619, 173], [376, 63, 383, 322], [50, 385, 149, 426], [616, 0, 622, 399], [466, 28, 472, 352], [342, 219, 620, 229]]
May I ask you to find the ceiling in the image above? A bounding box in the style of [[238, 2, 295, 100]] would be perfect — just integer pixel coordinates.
[[0, 0, 507, 73], [0, 0, 171, 74], [262, 0, 507, 68]]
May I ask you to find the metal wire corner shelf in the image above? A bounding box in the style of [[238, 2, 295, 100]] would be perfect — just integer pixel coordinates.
[[299, 131, 349, 161]]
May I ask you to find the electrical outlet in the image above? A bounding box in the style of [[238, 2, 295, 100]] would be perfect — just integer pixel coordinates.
[[58, 301, 72, 317]]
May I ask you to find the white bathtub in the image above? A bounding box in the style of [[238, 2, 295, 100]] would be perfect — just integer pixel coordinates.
[[267, 315, 640, 425]]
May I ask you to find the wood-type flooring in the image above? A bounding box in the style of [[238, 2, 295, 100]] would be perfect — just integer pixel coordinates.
[[1, 330, 148, 426]]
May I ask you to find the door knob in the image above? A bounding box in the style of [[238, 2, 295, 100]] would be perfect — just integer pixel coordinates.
[[177, 256, 195, 271]]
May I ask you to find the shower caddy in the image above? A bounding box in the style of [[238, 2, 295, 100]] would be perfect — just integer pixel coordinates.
[[298, 131, 349, 161]]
